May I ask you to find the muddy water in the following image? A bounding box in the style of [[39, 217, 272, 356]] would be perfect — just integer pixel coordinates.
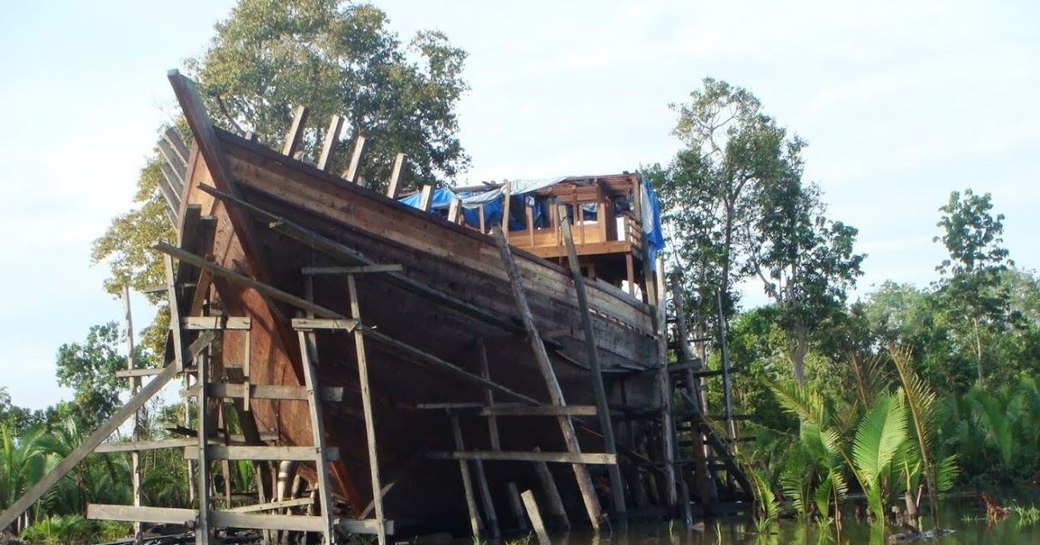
[[533, 502, 1040, 545]]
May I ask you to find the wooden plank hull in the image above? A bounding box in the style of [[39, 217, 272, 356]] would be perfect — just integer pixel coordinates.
[[178, 128, 661, 530]]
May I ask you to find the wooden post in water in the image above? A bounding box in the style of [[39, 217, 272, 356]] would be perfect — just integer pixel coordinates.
[[521, 490, 551, 545]]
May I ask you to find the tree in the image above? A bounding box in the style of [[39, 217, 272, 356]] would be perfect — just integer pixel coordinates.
[[934, 189, 1013, 383], [54, 323, 127, 431], [188, 0, 469, 186], [656, 78, 862, 385], [92, 0, 470, 355]]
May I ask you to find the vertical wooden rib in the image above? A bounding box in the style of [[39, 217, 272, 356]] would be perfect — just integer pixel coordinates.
[[317, 115, 346, 171], [282, 105, 310, 157], [386, 153, 406, 198]]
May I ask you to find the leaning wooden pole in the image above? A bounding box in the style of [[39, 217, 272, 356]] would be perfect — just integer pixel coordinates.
[[492, 227, 602, 531], [121, 285, 143, 545], [557, 204, 627, 521], [0, 365, 178, 531]]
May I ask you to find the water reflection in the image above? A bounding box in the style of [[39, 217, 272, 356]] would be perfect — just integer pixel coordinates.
[[543, 502, 1039, 545]]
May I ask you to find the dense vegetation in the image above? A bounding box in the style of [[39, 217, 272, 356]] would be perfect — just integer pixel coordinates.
[[1, 2, 1036, 543], [652, 79, 1040, 532]]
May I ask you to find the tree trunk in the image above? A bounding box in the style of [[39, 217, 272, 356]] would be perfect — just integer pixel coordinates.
[[791, 322, 809, 387], [973, 316, 984, 383]]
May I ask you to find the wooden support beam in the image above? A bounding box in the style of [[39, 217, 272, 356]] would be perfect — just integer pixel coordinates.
[[532, 446, 569, 531], [342, 136, 367, 183], [414, 403, 596, 417], [195, 346, 212, 545], [360, 326, 539, 405], [0, 365, 178, 531], [187, 383, 344, 402], [642, 251, 677, 511], [88, 504, 196, 526], [473, 459, 500, 539], [115, 368, 166, 378], [386, 153, 406, 198], [298, 325, 336, 545], [316, 115, 346, 171], [182, 316, 251, 330], [506, 482, 530, 533], [451, 415, 483, 539], [184, 445, 338, 462], [96, 438, 198, 453], [347, 274, 388, 545], [290, 318, 357, 332], [521, 490, 551, 545], [301, 265, 403, 275], [198, 184, 524, 334], [476, 339, 501, 451], [282, 105, 309, 157], [228, 497, 314, 513], [557, 204, 627, 519], [418, 185, 434, 212], [154, 242, 345, 320], [429, 450, 617, 465], [492, 226, 602, 530]]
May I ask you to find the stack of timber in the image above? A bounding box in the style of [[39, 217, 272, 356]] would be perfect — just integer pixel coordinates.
[[0, 70, 754, 544]]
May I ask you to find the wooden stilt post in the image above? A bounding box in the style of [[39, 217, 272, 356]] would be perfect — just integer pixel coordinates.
[[347, 274, 388, 545], [195, 343, 212, 545], [642, 254, 677, 512], [521, 490, 551, 545], [507, 482, 530, 533], [558, 204, 627, 522], [474, 338, 502, 537], [492, 227, 603, 531], [297, 327, 336, 544], [121, 286, 143, 545], [532, 447, 569, 531], [451, 415, 484, 539]]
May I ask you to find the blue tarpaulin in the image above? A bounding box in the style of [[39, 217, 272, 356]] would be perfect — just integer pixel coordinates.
[[397, 176, 666, 269]]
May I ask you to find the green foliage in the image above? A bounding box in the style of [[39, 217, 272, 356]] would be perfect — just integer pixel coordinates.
[[53, 323, 127, 431], [20, 515, 94, 545], [850, 393, 908, 524], [188, 0, 469, 186]]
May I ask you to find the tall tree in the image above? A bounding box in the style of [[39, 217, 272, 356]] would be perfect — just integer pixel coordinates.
[[934, 189, 1013, 383], [656, 78, 862, 384], [92, 0, 470, 355]]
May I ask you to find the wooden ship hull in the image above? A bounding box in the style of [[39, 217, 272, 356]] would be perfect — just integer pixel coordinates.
[[166, 74, 669, 534]]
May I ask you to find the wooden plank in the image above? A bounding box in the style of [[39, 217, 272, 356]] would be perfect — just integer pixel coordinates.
[[0, 365, 178, 531], [316, 115, 346, 171], [228, 497, 314, 513], [492, 226, 602, 530], [115, 368, 166, 378], [386, 153, 406, 198], [200, 383, 344, 402], [301, 265, 403, 275], [429, 451, 617, 465], [337, 518, 395, 536], [451, 415, 483, 539], [281, 105, 309, 157], [182, 316, 251, 330], [558, 204, 627, 518], [199, 184, 525, 335], [481, 405, 597, 417], [154, 242, 345, 320], [87, 504, 196, 525], [521, 490, 551, 545], [158, 139, 187, 185], [360, 327, 539, 404], [163, 127, 190, 167], [347, 274, 387, 545], [96, 438, 197, 453], [342, 136, 367, 183], [212, 511, 324, 532], [184, 445, 337, 461], [290, 318, 357, 331]]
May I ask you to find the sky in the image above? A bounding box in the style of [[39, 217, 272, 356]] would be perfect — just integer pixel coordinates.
[[0, 0, 1037, 409]]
